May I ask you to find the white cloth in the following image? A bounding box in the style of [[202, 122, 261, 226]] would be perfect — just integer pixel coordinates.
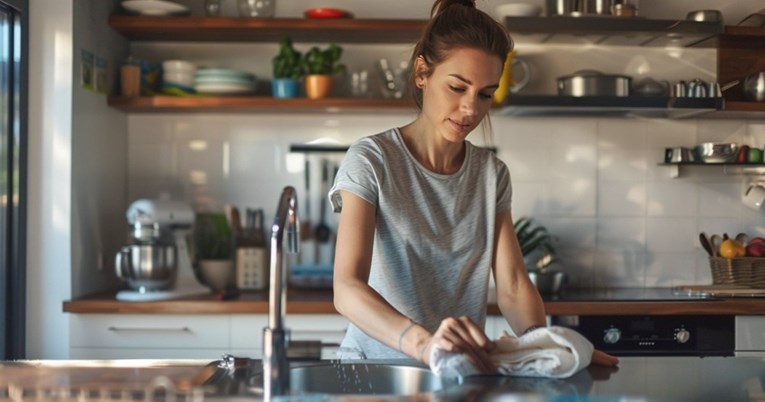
[[429, 326, 594, 379]]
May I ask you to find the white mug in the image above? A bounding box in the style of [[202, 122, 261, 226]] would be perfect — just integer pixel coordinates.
[[743, 184, 765, 211]]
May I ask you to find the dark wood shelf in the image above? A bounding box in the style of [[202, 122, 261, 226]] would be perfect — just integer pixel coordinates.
[[107, 96, 414, 113], [504, 16, 722, 47], [108, 16, 427, 43]]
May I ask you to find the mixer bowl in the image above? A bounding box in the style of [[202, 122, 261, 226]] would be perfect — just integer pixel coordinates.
[[115, 244, 178, 292]]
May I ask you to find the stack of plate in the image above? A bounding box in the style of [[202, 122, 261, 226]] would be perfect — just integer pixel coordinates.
[[122, 0, 189, 16], [194, 69, 257, 95]]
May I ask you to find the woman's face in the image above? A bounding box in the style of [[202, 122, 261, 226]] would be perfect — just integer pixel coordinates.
[[417, 47, 502, 144]]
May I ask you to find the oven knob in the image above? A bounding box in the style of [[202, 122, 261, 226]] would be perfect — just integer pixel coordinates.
[[675, 329, 690, 344], [603, 328, 621, 344]]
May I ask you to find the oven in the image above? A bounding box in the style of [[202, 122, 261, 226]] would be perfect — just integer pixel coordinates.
[[546, 288, 736, 357], [553, 314, 735, 356]]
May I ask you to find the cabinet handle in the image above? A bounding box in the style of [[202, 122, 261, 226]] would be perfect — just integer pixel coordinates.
[[107, 326, 192, 333]]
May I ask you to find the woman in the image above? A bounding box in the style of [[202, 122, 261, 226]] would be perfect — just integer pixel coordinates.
[[328, 0, 618, 372]]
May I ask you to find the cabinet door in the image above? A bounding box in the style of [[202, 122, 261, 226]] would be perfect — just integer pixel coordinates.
[[736, 315, 765, 353], [230, 314, 348, 359], [70, 314, 230, 351], [70, 347, 227, 360]]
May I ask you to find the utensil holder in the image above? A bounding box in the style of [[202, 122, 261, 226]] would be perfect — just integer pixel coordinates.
[[709, 257, 765, 288]]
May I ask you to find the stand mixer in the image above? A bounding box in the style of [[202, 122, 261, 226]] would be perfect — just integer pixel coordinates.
[[115, 199, 207, 301]]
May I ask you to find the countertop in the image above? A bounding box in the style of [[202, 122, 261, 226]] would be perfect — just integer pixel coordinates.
[[63, 287, 765, 315], [3, 356, 765, 401]]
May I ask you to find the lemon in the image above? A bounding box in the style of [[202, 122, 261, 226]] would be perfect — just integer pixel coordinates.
[[719, 239, 746, 258]]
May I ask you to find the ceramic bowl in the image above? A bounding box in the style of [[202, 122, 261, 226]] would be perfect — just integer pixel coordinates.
[[193, 260, 235, 292], [496, 3, 543, 18], [162, 60, 197, 74]]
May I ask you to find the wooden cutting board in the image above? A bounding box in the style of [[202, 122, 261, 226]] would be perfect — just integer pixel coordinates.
[[675, 284, 765, 297]]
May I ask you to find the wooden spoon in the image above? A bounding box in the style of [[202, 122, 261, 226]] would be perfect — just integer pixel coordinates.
[[699, 232, 715, 257]]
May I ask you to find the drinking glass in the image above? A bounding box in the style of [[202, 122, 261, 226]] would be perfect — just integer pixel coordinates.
[[238, 0, 276, 17]]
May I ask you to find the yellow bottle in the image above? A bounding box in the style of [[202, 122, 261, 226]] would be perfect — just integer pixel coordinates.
[[493, 49, 517, 106]]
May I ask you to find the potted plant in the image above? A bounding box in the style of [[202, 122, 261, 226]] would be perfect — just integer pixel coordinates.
[[191, 212, 235, 292], [515, 217, 565, 293], [301, 43, 347, 99], [272, 36, 304, 98]]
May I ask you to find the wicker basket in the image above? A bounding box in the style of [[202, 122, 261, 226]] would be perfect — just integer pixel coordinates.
[[709, 257, 765, 288]]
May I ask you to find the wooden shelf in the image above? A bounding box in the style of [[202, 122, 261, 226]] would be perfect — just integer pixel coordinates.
[[107, 96, 414, 113], [108, 16, 427, 43], [504, 16, 722, 47]]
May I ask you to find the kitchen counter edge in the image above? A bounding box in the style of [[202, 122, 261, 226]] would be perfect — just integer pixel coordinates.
[[62, 289, 765, 315]]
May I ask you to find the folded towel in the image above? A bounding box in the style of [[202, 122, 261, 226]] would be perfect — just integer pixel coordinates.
[[429, 326, 593, 379]]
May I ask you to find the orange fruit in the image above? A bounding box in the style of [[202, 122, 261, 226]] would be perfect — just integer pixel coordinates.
[[720, 239, 746, 258]]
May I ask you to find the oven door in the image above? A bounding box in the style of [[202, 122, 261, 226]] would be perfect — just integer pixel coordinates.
[[552, 315, 735, 357]]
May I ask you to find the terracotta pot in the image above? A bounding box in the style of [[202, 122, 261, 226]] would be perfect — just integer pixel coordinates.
[[304, 74, 333, 99]]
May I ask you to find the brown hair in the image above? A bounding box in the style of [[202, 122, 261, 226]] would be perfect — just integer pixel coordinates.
[[408, 0, 513, 110]]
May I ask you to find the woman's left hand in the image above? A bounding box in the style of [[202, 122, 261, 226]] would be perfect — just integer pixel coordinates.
[[591, 349, 619, 367]]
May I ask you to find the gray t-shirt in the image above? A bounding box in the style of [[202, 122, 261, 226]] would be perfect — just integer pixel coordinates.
[[328, 128, 513, 359]]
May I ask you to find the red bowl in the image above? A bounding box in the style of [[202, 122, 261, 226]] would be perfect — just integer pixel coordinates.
[[304, 8, 352, 19]]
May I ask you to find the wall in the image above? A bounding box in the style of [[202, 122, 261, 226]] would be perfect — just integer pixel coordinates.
[[27, 0, 74, 359], [124, 0, 765, 289], [71, 0, 128, 298], [27, 0, 126, 358]]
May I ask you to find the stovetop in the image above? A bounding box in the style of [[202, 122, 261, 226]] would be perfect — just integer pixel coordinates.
[[542, 287, 715, 302]]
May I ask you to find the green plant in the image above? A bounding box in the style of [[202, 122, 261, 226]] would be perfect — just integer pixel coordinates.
[[272, 36, 305, 80], [193, 212, 233, 260], [514, 217, 556, 270], [302, 43, 347, 76]]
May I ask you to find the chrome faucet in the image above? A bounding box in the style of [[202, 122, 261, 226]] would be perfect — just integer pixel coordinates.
[[263, 186, 300, 400]]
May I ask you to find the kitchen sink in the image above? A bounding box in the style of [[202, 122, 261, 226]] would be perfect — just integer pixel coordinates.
[[211, 359, 457, 398], [288, 362, 447, 395]]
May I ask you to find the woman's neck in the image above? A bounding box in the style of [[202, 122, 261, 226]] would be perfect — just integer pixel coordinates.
[[399, 120, 465, 175]]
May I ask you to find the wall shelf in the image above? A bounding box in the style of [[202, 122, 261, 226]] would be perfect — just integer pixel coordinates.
[[107, 96, 414, 113], [108, 16, 427, 43], [503, 16, 722, 47], [502, 95, 723, 119], [658, 162, 765, 178]]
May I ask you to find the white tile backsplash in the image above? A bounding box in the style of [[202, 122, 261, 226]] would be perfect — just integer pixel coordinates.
[[127, 112, 765, 289]]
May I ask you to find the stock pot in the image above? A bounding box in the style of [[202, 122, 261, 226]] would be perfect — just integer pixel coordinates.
[[557, 70, 631, 97]]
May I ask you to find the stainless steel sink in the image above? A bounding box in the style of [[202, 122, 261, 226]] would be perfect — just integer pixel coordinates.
[[288, 362, 447, 395], [213, 359, 456, 397]]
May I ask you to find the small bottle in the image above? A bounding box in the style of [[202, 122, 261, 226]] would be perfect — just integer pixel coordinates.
[[235, 208, 269, 290]]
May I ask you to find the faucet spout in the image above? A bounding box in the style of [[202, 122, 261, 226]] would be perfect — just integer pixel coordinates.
[[263, 185, 300, 400]]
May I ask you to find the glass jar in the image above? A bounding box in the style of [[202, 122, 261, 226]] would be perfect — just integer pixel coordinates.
[[237, 0, 275, 17], [204, 0, 222, 16]]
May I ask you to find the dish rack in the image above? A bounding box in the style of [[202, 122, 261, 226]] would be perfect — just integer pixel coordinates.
[[709, 257, 765, 288]]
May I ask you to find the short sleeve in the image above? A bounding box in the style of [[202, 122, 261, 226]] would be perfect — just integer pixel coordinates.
[[328, 138, 384, 213], [496, 159, 513, 214]]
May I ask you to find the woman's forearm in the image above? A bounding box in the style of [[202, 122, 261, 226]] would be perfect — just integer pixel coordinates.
[[333, 278, 431, 359]]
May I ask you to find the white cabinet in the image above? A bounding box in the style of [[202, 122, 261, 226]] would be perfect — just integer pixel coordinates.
[[70, 313, 348, 360], [735, 315, 765, 356], [70, 314, 231, 360]]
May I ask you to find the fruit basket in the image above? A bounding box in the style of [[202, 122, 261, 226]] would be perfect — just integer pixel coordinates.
[[709, 257, 765, 288]]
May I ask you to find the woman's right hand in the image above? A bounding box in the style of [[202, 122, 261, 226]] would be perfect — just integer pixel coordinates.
[[421, 316, 496, 373]]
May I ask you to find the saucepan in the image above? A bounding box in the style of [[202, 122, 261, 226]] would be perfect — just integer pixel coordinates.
[[744, 72, 765, 102], [557, 70, 631, 97]]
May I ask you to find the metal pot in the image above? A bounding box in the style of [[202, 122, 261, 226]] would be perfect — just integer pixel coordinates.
[[528, 270, 567, 294], [744, 72, 765, 102], [557, 70, 631, 97]]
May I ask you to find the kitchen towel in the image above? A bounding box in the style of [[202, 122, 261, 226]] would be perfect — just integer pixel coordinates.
[[429, 326, 593, 379]]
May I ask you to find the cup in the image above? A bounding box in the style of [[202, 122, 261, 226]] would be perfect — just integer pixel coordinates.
[[120, 64, 141, 97], [747, 147, 764, 163], [743, 184, 765, 211], [664, 147, 694, 163], [238, 0, 276, 17]]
